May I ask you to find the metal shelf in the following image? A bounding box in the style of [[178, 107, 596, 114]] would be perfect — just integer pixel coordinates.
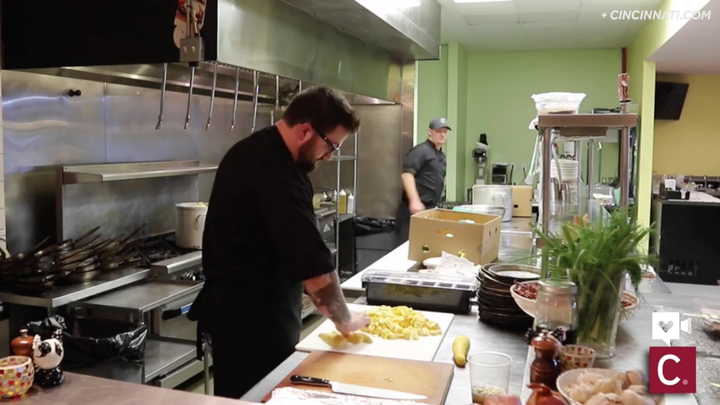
[[329, 155, 357, 162], [143, 338, 198, 383], [151, 251, 202, 276], [537, 113, 638, 139], [62, 160, 218, 184], [337, 213, 355, 223], [79, 279, 203, 316], [0, 267, 151, 308]]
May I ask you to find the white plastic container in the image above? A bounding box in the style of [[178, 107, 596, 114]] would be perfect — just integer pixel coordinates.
[[175, 202, 208, 249], [338, 190, 347, 214], [531, 92, 587, 115], [347, 193, 355, 214]]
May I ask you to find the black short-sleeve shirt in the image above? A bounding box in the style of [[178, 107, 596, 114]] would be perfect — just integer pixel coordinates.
[[199, 125, 335, 344], [402, 140, 447, 206]]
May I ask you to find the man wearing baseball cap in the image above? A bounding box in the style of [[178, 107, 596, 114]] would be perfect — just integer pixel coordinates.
[[395, 117, 450, 245]]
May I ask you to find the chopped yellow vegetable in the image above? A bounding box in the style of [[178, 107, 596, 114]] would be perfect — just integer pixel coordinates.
[[319, 331, 373, 347], [362, 306, 442, 341], [452, 335, 470, 367]]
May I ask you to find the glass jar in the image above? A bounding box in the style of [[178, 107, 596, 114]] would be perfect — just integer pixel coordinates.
[[534, 280, 578, 345]]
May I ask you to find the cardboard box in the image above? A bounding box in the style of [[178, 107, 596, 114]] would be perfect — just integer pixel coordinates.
[[408, 209, 502, 265], [511, 185, 533, 217]]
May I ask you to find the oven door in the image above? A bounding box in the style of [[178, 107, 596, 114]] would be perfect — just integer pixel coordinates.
[[151, 290, 199, 341]]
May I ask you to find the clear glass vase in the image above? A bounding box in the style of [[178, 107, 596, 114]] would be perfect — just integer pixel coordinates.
[[577, 273, 625, 359]]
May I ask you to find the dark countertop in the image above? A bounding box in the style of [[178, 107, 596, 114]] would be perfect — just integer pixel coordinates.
[[16, 372, 254, 404]]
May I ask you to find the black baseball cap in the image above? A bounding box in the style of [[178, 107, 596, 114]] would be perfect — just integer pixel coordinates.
[[429, 117, 452, 131]]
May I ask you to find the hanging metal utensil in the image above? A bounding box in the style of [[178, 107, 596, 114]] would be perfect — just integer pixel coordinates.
[[275, 75, 280, 110], [205, 62, 218, 130], [183, 0, 197, 130], [230, 67, 240, 131], [251, 71, 260, 132], [184, 66, 196, 130], [271, 74, 280, 124], [156, 63, 168, 130]]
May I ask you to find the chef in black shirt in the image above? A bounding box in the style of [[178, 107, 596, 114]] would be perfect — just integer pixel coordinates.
[[189, 87, 369, 399], [395, 117, 450, 244]]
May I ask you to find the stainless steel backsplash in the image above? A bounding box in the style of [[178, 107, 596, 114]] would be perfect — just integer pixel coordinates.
[[2, 71, 270, 252], [3, 62, 413, 252]]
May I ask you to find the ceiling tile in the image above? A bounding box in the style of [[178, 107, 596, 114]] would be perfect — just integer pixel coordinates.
[[463, 14, 520, 25], [515, 0, 582, 13], [519, 11, 579, 23]]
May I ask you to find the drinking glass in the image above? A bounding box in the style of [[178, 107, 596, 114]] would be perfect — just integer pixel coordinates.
[[468, 352, 512, 404]]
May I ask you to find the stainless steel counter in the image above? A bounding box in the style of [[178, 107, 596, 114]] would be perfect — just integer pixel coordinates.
[[244, 275, 673, 404], [0, 267, 151, 308], [19, 372, 256, 405], [243, 199, 673, 403]]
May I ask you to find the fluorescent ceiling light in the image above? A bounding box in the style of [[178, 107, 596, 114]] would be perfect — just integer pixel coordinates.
[[454, 0, 513, 3]]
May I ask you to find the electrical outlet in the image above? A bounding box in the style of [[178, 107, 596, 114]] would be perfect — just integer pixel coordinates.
[[180, 37, 204, 62]]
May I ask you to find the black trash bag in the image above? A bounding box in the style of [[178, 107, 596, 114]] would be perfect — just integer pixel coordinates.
[[27, 315, 148, 368], [354, 217, 395, 236]]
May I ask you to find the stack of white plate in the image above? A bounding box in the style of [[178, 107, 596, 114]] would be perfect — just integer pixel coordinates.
[[550, 159, 579, 181]]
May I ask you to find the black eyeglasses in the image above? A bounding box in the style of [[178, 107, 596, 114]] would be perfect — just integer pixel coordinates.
[[313, 127, 341, 153]]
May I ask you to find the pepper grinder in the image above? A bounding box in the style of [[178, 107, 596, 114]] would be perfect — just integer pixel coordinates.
[[11, 329, 34, 357], [530, 332, 561, 390]]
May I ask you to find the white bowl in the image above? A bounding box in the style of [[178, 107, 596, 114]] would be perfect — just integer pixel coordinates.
[[621, 291, 639, 320], [510, 282, 638, 321], [509, 280, 537, 317], [557, 368, 622, 405]]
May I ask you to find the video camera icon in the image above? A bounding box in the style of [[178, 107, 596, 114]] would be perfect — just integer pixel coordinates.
[[652, 312, 692, 346]]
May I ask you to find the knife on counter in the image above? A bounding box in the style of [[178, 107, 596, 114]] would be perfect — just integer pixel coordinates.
[[290, 375, 428, 400]]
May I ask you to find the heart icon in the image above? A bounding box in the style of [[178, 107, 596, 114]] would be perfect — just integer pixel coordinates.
[[659, 320, 674, 333]]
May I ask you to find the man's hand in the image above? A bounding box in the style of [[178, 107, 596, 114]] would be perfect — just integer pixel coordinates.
[[409, 200, 426, 214], [336, 311, 370, 337]]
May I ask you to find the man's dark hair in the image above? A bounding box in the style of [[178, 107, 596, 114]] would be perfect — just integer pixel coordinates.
[[282, 86, 361, 135]]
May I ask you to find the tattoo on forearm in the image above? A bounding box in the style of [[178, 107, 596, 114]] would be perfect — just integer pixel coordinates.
[[307, 272, 351, 325]]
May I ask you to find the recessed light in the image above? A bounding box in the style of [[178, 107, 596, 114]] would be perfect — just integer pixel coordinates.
[[453, 0, 513, 3]]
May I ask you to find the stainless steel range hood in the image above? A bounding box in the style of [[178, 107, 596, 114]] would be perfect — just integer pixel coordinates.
[[2, 0, 437, 101], [277, 0, 441, 61]]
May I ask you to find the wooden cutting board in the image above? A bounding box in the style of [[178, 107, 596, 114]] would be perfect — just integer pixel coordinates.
[[296, 304, 455, 362], [264, 351, 454, 404]]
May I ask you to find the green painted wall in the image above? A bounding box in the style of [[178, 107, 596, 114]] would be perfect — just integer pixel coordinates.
[[463, 49, 622, 190], [416, 45, 448, 145], [417, 47, 623, 201]]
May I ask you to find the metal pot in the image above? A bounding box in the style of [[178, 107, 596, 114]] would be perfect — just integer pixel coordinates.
[[175, 202, 208, 249], [471, 185, 513, 222]]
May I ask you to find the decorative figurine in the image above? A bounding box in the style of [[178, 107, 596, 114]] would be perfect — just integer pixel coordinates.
[[32, 330, 64, 388], [11, 329, 34, 357]]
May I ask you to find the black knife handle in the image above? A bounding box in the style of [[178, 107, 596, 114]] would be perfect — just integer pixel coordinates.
[[290, 375, 331, 387]]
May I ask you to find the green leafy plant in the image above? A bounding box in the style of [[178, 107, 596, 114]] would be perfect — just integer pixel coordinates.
[[533, 208, 655, 350]]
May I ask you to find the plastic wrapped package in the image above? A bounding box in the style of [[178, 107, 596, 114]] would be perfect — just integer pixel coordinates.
[[266, 387, 426, 405], [531, 92, 587, 115]]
